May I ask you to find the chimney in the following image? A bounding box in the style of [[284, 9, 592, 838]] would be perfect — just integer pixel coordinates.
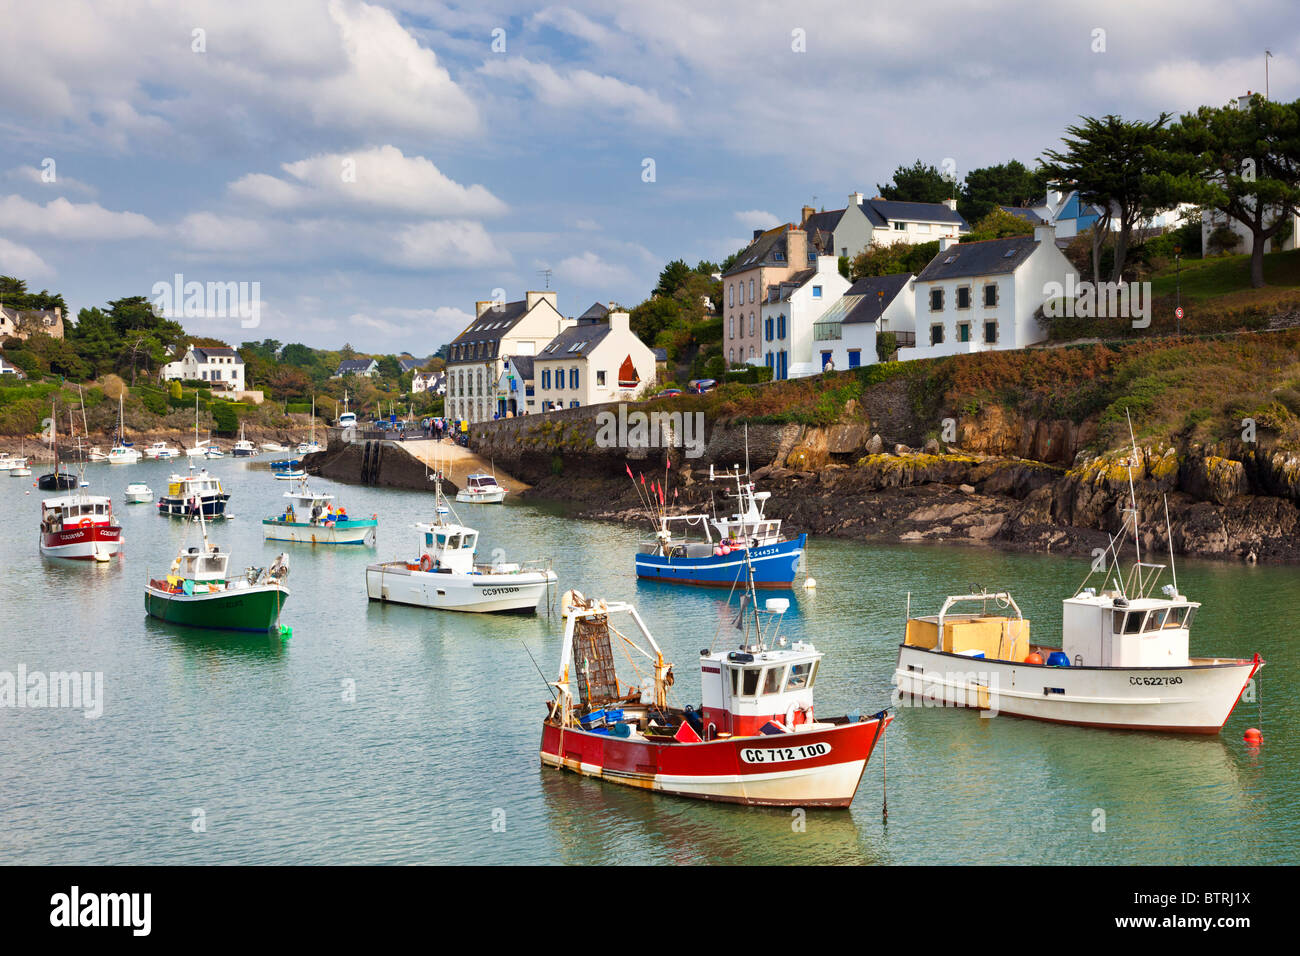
[[753, 228, 764, 240], [526, 290, 557, 312], [849, 192, 863, 206], [942, 197, 957, 211], [801, 205, 815, 225], [475, 300, 494, 318], [608, 311, 630, 334], [784, 225, 807, 270], [939, 236, 959, 252], [1034, 222, 1057, 245]]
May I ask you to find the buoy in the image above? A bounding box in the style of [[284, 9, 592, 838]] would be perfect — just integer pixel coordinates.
[[279, 624, 293, 640], [804, 577, 817, 589], [1025, 652, 1043, 665], [1244, 727, 1263, 745]]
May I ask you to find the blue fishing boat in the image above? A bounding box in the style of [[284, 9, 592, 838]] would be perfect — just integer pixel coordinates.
[[634, 464, 807, 589]]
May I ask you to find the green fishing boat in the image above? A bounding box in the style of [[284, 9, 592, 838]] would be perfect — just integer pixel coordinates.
[[145, 511, 291, 632]]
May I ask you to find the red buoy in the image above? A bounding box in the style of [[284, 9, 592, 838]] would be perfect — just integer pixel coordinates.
[[1244, 728, 1263, 745], [1024, 652, 1043, 665]]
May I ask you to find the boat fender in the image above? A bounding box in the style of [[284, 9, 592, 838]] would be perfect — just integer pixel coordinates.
[[420, 554, 434, 572]]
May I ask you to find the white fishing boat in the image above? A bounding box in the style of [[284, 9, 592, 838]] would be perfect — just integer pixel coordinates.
[[107, 394, 141, 464], [204, 444, 225, 459], [125, 481, 153, 504], [10, 460, 31, 477], [0, 452, 22, 470], [366, 474, 553, 613], [893, 420, 1263, 735], [39, 492, 123, 561], [157, 467, 230, 519], [232, 423, 257, 458], [143, 441, 178, 460], [454, 472, 506, 504], [263, 477, 377, 546]]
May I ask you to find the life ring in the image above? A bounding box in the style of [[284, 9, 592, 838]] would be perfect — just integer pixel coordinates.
[[785, 703, 809, 729], [78, 517, 93, 528], [419, 554, 434, 572]]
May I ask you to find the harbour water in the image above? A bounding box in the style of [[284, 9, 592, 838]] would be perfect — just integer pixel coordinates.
[[0, 457, 1294, 864]]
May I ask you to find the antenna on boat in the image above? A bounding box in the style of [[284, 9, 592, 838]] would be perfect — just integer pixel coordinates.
[[1123, 409, 1144, 597], [743, 423, 750, 476], [1164, 493, 1178, 596]]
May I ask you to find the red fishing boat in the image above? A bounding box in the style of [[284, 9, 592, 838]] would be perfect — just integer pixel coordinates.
[[540, 587, 890, 808], [39, 493, 123, 561]]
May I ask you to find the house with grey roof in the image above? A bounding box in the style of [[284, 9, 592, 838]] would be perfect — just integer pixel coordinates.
[[333, 357, 380, 378], [811, 273, 916, 371], [447, 291, 571, 423], [1000, 184, 1104, 239], [898, 223, 1077, 361], [0, 305, 64, 341], [757, 255, 849, 379], [531, 309, 656, 412], [160, 344, 246, 392], [800, 193, 969, 261], [0, 354, 27, 378], [722, 224, 808, 367]]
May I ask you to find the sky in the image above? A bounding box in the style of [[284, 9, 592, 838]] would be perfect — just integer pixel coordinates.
[[0, 0, 1294, 355]]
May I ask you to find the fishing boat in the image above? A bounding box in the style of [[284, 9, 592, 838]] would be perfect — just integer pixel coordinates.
[[157, 468, 230, 519], [204, 444, 225, 459], [0, 452, 22, 470], [635, 462, 807, 588], [143, 441, 178, 460], [263, 477, 377, 546], [145, 509, 290, 632], [107, 394, 141, 464], [125, 482, 153, 504], [366, 474, 554, 612], [454, 472, 506, 504], [39, 492, 123, 561], [10, 459, 31, 477], [539, 578, 891, 807], [86, 446, 109, 462], [232, 423, 257, 458], [893, 422, 1263, 735]]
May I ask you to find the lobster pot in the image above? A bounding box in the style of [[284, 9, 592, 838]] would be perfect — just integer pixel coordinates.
[[573, 613, 619, 708]]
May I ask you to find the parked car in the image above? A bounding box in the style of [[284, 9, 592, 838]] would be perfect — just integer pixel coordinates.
[[687, 379, 717, 394], [654, 388, 683, 399]]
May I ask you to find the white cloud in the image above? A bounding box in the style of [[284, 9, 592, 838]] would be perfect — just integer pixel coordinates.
[[556, 251, 636, 289], [228, 145, 506, 217], [478, 57, 678, 128], [0, 195, 161, 240], [734, 209, 778, 231], [4, 165, 97, 196], [393, 220, 509, 269], [0, 238, 54, 279]]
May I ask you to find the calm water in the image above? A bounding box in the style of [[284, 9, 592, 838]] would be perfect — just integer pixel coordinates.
[[0, 457, 1294, 865]]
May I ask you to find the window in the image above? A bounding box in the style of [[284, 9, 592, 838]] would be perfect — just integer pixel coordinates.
[[894, 221, 905, 230], [786, 661, 813, 690], [569, 368, 578, 389], [983, 283, 998, 307], [728, 348, 734, 362], [984, 321, 998, 343], [848, 349, 861, 368], [749, 345, 756, 358], [596, 370, 606, 387], [930, 323, 944, 345], [541, 369, 550, 389], [749, 278, 755, 302], [777, 314, 786, 339], [765, 352, 773, 369], [765, 317, 774, 341], [1164, 606, 1189, 628], [742, 668, 761, 696], [957, 322, 970, 342], [812, 285, 822, 299], [749, 313, 754, 336], [729, 316, 734, 338], [956, 286, 971, 309], [929, 289, 944, 312], [762, 667, 784, 695], [728, 284, 734, 307], [840, 247, 847, 257]]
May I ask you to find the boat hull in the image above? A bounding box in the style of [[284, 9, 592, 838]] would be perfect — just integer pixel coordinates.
[[366, 562, 554, 613], [263, 518, 377, 546], [157, 494, 229, 518], [892, 645, 1262, 734], [635, 533, 806, 588], [455, 490, 505, 504], [39, 524, 123, 560], [144, 582, 289, 632], [540, 714, 890, 807], [38, 473, 79, 491]]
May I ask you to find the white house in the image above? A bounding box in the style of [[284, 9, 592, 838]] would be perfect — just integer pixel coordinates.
[[334, 358, 380, 378], [412, 370, 445, 396], [494, 356, 535, 415], [0, 355, 26, 378], [802, 194, 969, 260], [161, 344, 246, 392], [899, 223, 1077, 361], [447, 291, 572, 423], [1201, 206, 1300, 254], [811, 273, 916, 371], [757, 255, 850, 379], [531, 309, 656, 412]]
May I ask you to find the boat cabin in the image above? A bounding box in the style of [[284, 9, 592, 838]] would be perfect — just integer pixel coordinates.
[[173, 546, 230, 583], [416, 522, 478, 573], [1063, 588, 1197, 667], [699, 641, 823, 737], [166, 474, 223, 497], [41, 495, 113, 530], [464, 474, 502, 492]]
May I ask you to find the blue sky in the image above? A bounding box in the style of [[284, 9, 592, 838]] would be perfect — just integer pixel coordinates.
[[0, 0, 1294, 355]]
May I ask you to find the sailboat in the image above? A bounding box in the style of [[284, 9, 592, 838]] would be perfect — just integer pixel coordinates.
[[37, 400, 78, 490], [145, 504, 290, 632], [184, 393, 208, 458], [108, 394, 142, 464], [297, 395, 322, 455], [232, 422, 257, 457]]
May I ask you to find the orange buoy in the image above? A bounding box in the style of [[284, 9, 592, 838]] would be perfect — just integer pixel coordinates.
[[1024, 652, 1043, 665], [1244, 728, 1263, 745]]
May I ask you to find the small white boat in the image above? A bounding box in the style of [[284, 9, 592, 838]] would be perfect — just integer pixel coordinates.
[[10, 459, 32, 477], [0, 453, 22, 470], [184, 393, 207, 457], [455, 472, 506, 504], [143, 441, 178, 460], [261, 442, 288, 454], [263, 478, 377, 546], [366, 476, 553, 613], [205, 445, 225, 459], [107, 396, 141, 463], [232, 423, 257, 458], [87, 446, 109, 462], [296, 395, 321, 455], [125, 482, 153, 504]]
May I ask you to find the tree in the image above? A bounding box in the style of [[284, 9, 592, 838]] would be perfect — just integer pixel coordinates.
[[1041, 112, 1172, 284], [630, 296, 683, 342], [962, 207, 1035, 242], [849, 240, 940, 279], [960, 160, 1049, 222], [653, 259, 693, 298], [878, 160, 956, 204], [1163, 95, 1300, 287]]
